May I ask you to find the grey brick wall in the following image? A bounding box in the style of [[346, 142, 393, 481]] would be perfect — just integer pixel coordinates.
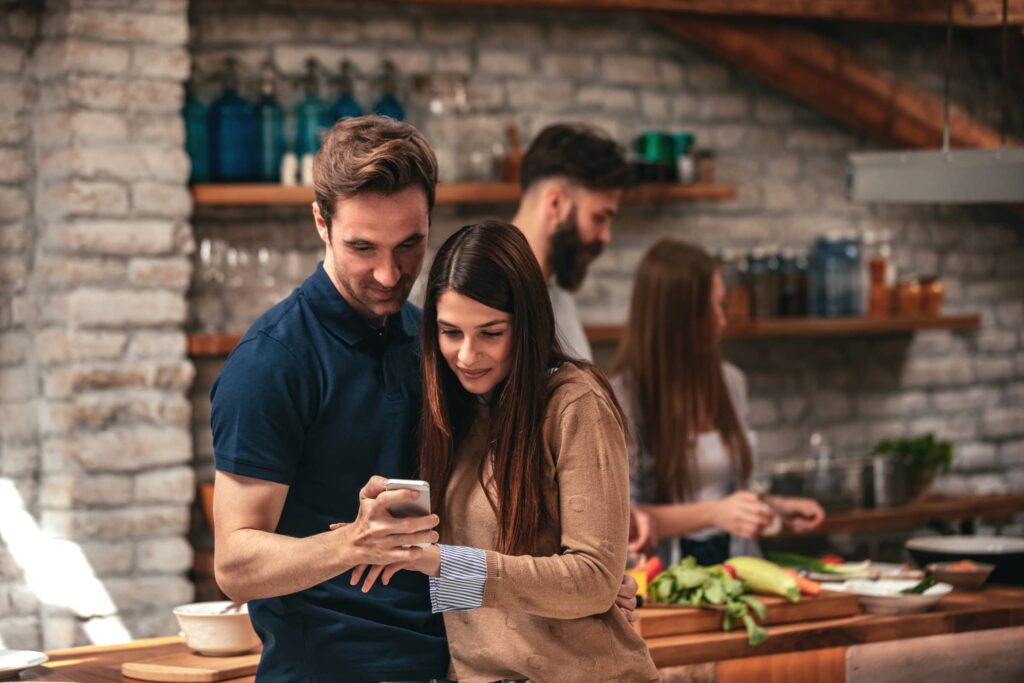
[[0, 2, 43, 651], [0, 0, 194, 650]]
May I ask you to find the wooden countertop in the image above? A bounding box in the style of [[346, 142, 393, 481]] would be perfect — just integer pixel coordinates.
[[22, 637, 254, 683], [20, 587, 1024, 681], [645, 585, 1024, 668]]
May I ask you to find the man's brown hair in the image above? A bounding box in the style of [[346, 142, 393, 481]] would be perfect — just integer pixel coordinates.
[[313, 115, 439, 237]]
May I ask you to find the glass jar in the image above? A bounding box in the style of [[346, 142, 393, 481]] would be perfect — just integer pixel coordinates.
[[919, 276, 944, 316], [893, 279, 922, 316], [748, 247, 780, 320], [720, 248, 751, 323], [778, 247, 809, 317], [673, 132, 696, 185]]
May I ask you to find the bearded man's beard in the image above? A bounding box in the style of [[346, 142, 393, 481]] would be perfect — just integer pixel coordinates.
[[549, 207, 603, 291]]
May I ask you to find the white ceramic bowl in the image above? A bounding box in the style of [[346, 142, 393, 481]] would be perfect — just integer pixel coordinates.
[[821, 579, 952, 615], [172, 601, 260, 656]]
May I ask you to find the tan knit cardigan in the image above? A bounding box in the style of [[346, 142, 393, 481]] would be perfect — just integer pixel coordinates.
[[439, 364, 660, 683]]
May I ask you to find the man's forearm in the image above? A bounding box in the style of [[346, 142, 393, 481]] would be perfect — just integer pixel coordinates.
[[216, 528, 350, 603]]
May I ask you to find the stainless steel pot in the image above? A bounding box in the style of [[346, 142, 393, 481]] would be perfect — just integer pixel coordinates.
[[769, 455, 906, 511]]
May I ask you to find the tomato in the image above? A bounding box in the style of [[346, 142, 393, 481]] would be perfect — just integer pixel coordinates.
[[646, 556, 666, 583], [722, 562, 737, 579], [820, 554, 844, 566]]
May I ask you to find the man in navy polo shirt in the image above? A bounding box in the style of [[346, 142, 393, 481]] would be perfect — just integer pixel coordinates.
[[210, 116, 449, 682]]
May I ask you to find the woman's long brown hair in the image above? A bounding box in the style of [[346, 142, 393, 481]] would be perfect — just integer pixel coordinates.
[[419, 220, 620, 556], [611, 239, 751, 503]]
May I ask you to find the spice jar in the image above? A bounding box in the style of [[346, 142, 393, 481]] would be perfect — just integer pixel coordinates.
[[893, 279, 921, 316], [720, 249, 751, 323], [919, 276, 945, 316], [696, 149, 715, 183]]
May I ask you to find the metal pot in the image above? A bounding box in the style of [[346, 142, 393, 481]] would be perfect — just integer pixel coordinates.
[[769, 455, 906, 511]]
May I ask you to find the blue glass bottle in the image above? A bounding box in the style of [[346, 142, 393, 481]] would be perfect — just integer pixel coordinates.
[[327, 59, 363, 126], [208, 57, 259, 182], [182, 69, 210, 183], [372, 60, 405, 121], [256, 59, 285, 182], [295, 58, 326, 159]]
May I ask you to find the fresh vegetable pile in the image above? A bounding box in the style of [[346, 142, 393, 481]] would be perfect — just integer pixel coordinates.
[[648, 556, 770, 646]]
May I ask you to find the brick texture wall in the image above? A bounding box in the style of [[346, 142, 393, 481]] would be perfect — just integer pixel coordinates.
[[0, 1, 43, 651]]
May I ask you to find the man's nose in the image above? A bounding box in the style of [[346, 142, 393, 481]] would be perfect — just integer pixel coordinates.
[[374, 256, 400, 288]]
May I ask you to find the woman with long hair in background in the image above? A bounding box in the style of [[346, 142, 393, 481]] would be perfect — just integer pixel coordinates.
[[612, 239, 824, 567]]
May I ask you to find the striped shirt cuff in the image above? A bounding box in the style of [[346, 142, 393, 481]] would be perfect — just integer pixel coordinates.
[[428, 544, 487, 613]]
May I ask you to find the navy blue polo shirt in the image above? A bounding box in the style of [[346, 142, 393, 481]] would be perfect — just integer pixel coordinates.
[[210, 262, 448, 682]]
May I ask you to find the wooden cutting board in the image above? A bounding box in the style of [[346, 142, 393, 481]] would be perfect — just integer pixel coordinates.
[[635, 590, 861, 638], [122, 651, 260, 682]]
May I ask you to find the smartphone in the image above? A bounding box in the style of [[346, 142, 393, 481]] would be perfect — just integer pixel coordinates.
[[385, 479, 432, 549], [385, 479, 431, 518]]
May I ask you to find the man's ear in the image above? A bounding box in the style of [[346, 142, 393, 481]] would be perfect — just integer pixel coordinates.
[[542, 182, 570, 227], [312, 200, 330, 244]]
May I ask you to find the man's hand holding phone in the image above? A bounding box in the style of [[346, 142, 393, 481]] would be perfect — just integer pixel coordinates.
[[331, 477, 440, 592]]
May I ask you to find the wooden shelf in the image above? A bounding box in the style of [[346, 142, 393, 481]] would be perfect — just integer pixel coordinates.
[[188, 315, 980, 357], [189, 332, 243, 356], [191, 181, 736, 206], [777, 493, 1024, 538], [721, 314, 981, 339], [589, 314, 980, 345]]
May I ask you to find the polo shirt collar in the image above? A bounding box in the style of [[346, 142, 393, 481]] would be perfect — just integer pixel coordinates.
[[303, 262, 417, 345]]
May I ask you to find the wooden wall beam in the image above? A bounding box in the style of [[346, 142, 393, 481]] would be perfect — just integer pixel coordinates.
[[656, 15, 1016, 149], [399, 0, 1024, 27]]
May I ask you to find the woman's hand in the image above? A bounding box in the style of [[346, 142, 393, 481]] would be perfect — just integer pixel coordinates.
[[768, 496, 825, 533], [711, 491, 775, 539], [340, 543, 442, 593], [616, 574, 639, 623]]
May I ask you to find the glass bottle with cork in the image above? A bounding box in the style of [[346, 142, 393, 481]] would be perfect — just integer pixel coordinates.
[[208, 57, 259, 182], [328, 59, 364, 124], [256, 58, 285, 183], [183, 64, 210, 184], [295, 57, 327, 184], [373, 60, 405, 121]]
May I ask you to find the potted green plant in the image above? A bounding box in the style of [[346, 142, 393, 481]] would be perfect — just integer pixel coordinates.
[[872, 434, 954, 501]]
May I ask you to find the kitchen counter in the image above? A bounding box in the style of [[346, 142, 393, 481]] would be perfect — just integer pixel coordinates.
[[17, 587, 1024, 683], [647, 585, 1024, 667]]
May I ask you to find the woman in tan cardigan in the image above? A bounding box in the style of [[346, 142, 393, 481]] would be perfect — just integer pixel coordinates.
[[362, 220, 658, 683]]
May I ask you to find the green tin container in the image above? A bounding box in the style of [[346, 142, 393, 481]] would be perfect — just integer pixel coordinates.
[[634, 131, 676, 164]]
